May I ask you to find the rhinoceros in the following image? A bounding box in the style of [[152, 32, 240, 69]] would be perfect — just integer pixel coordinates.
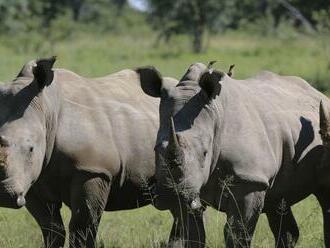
[[0, 57, 182, 248], [137, 63, 330, 248]]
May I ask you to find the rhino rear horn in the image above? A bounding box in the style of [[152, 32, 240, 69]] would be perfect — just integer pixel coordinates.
[[320, 100, 330, 136], [33, 56, 56, 89]]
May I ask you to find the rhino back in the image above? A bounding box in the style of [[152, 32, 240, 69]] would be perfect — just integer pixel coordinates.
[[54, 69, 162, 185], [217, 72, 328, 188]]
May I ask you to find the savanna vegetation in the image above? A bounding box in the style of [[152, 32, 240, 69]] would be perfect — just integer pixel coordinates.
[[0, 0, 329, 247]]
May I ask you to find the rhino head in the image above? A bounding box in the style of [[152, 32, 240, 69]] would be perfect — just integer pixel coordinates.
[[137, 63, 224, 211], [0, 57, 56, 208], [320, 101, 330, 173]]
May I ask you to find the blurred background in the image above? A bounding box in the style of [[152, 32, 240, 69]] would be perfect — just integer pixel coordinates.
[[0, 0, 329, 93], [0, 0, 329, 247]]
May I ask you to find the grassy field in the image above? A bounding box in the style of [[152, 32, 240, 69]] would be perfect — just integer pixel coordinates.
[[0, 30, 329, 247]]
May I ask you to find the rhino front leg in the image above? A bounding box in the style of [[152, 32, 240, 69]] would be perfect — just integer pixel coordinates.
[[168, 209, 205, 248], [69, 171, 111, 248], [224, 184, 265, 248], [25, 189, 65, 248], [266, 206, 299, 248], [315, 190, 330, 247]]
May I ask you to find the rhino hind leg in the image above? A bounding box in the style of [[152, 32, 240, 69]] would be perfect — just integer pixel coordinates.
[[168, 209, 205, 248], [266, 207, 299, 248], [68, 171, 111, 248], [224, 185, 265, 248], [25, 190, 65, 248]]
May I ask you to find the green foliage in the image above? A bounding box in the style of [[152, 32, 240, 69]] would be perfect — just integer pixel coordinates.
[[147, 0, 229, 53], [1, 0, 330, 54], [146, 0, 330, 52]]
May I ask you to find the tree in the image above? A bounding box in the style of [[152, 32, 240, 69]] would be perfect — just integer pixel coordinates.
[[146, 0, 330, 53], [147, 0, 225, 53]]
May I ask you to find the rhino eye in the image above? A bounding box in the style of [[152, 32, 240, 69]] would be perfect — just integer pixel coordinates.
[[29, 146, 34, 153], [203, 151, 207, 157]]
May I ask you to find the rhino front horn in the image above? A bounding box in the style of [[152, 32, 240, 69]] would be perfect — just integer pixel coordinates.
[[169, 117, 179, 148], [166, 117, 184, 166]]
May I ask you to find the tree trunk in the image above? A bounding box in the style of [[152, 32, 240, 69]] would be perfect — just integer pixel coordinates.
[[193, 22, 204, 53], [71, 0, 84, 21]]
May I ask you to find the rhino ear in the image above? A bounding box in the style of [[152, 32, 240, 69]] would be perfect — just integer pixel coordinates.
[[136, 66, 163, 98], [33, 56, 56, 89], [199, 70, 223, 99], [320, 100, 330, 136]]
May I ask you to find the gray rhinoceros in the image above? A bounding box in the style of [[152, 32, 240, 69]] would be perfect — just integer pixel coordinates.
[[0, 57, 181, 248], [137, 62, 330, 248]]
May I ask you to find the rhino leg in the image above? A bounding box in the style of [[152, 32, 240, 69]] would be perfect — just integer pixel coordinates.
[[25, 189, 65, 248], [168, 209, 205, 248], [223, 184, 265, 248], [315, 190, 330, 248], [266, 207, 299, 248], [68, 171, 111, 248]]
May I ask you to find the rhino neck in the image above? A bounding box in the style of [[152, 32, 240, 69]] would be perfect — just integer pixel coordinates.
[[39, 73, 62, 166], [206, 78, 228, 175]]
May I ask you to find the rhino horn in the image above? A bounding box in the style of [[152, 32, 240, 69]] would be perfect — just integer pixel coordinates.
[[320, 101, 330, 136], [166, 117, 184, 166]]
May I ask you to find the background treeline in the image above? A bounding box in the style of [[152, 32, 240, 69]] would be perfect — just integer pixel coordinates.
[[0, 0, 329, 94], [1, 0, 330, 52]]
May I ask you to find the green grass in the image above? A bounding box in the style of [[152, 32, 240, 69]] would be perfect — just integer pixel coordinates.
[[0, 196, 324, 247], [0, 29, 329, 247]]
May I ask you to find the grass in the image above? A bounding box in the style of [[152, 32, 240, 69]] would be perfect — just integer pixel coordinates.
[[0, 28, 329, 247], [0, 196, 324, 247]]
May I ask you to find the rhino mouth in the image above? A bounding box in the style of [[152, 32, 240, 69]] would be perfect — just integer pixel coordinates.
[[0, 192, 25, 209], [152, 186, 183, 210], [153, 185, 203, 212], [0, 183, 26, 209]]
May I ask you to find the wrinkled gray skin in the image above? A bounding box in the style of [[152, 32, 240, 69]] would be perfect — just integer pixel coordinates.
[[137, 63, 330, 248], [0, 57, 181, 248]]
